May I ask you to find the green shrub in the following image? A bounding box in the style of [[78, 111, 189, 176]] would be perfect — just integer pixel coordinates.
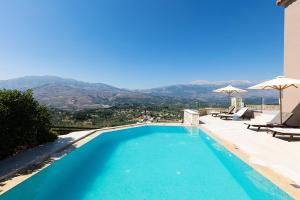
[[0, 89, 57, 159]]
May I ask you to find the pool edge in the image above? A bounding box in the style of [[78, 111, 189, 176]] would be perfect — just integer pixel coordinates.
[[0, 123, 147, 195], [199, 124, 300, 199], [1, 122, 298, 199]]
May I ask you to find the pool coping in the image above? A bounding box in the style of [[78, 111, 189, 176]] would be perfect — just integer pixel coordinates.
[[1, 122, 299, 199], [199, 124, 300, 199]]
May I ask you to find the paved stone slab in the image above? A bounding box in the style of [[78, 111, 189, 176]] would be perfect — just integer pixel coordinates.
[[0, 130, 97, 180], [200, 113, 300, 185]]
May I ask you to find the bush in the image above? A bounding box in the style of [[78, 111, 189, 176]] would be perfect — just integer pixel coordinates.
[[0, 89, 57, 159]]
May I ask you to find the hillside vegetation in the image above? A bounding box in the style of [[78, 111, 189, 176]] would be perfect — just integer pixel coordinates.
[[0, 89, 57, 159], [0, 76, 277, 110]]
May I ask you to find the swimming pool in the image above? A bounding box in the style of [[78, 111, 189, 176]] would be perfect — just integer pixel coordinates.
[[0, 125, 292, 200]]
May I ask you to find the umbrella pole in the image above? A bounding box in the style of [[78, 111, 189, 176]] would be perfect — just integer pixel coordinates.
[[279, 89, 283, 124]]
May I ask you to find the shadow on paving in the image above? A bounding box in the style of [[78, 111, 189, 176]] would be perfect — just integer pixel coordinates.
[[0, 126, 156, 200]]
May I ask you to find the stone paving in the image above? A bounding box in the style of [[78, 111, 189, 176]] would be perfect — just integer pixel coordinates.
[[0, 130, 97, 181], [200, 113, 300, 185]]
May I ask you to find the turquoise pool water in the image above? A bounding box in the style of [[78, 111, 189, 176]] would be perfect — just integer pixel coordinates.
[[0, 126, 292, 200]]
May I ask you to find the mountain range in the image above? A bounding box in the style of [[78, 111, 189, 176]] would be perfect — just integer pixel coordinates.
[[0, 76, 277, 110]]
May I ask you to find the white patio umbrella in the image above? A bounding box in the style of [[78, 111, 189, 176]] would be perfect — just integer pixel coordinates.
[[248, 76, 300, 124], [213, 85, 247, 106]]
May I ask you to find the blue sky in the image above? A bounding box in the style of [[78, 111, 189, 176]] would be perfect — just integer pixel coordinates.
[[0, 0, 284, 89]]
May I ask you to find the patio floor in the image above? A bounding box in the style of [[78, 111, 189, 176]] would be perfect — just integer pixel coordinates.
[[199, 113, 300, 186]]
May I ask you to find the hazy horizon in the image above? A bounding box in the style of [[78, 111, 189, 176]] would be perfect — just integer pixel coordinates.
[[0, 74, 269, 90]]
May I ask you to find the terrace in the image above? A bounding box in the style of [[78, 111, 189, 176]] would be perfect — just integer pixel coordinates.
[[199, 111, 300, 198], [1, 109, 300, 198]]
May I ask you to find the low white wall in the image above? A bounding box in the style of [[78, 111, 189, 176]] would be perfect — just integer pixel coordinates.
[[184, 110, 199, 125]]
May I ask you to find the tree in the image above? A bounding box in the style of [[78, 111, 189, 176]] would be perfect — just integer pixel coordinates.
[[0, 89, 57, 159]]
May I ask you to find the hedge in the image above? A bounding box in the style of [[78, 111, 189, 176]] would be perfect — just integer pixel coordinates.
[[0, 89, 57, 159]]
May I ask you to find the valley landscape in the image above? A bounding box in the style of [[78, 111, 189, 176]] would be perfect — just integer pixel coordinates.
[[0, 76, 277, 110], [0, 76, 277, 129]]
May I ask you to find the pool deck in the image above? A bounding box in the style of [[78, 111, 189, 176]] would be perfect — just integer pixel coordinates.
[[199, 113, 300, 198], [1, 119, 300, 198]]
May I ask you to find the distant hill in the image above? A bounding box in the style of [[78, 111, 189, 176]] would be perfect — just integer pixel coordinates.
[[0, 76, 277, 110], [0, 76, 123, 92], [140, 80, 277, 102], [0, 76, 192, 110]]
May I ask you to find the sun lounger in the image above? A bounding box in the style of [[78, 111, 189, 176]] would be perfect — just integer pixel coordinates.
[[246, 103, 300, 131], [245, 112, 293, 131], [219, 107, 249, 120], [268, 127, 300, 141], [211, 106, 235, 117]]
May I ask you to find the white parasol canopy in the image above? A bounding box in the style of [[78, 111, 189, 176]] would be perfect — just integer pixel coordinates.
[[214, 85, 247, 94], [213, 85, 247, 106], [249, 76, 300, 124], [248, 76, 300, 90]]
